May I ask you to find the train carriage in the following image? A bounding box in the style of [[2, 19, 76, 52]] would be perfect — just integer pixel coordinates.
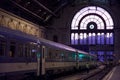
[[0, 27, 98, 79]]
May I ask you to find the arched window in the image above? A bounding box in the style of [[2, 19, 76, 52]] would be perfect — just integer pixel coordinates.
[[71, 6, 114, 62], [71, 6, 114, 45]]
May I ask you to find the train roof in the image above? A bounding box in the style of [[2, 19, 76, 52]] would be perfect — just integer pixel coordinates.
[[38, 38, 77, 52], [0, 27, 96, 57], [38, 38, 96, 57]]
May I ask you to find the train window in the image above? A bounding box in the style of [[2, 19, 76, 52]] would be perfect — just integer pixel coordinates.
[[24, 44, 30, 57], [64, 52, 68, 61], [9, 42, 16, 57], [61, 53, 64, 60], [18, 44, 23, 57], [31, 45, 37, 57], [49, 51, 52, 59], [24, 45, 27, 57], [0, 40, 6, 56]]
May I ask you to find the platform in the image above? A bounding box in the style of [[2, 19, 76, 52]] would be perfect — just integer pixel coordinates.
[[103, 65, 120, 80]]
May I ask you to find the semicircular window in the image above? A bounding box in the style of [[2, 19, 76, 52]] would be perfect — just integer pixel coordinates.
[[71, 6, 114, 45]]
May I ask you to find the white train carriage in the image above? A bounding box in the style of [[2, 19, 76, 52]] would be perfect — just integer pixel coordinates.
[[38, 37, 97, 75], [0, 28, 97, 79]]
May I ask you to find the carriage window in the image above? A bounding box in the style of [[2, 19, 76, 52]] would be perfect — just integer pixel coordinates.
[[49, 51, 52, 59], [18, 44, 23, 57], [31, 44, 37, 57], [0, 41, 6, 56], [10, 42, 16, 57], [24, 44, 30, 57]]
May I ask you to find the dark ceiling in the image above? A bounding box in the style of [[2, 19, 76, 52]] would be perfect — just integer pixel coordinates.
[[0, 0, 74, 26], [0, 0, 119, 26]]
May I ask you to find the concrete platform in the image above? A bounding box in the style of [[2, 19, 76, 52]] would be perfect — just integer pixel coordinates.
[[103, 66, 120, 80]]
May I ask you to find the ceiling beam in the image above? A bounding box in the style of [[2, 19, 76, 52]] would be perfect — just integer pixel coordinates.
[[54, 2, 68, 13], [10, 0, 44, 21], [33, 0, 58, 17]]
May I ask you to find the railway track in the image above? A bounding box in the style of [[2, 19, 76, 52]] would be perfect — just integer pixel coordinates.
[[81, 67, 113, 80], [54, 65, 113, 80]]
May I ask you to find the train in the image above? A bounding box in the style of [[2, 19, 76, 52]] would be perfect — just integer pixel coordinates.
[[0, 27, 99, 80]]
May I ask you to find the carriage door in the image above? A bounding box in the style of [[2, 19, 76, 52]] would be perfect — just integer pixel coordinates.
[[41, 46, 45, 76], [37, 45, 45, 76]]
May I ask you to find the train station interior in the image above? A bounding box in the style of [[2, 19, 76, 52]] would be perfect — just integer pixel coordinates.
[[0, 0, 120, 80]]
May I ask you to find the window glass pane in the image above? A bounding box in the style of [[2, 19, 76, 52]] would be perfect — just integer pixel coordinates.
[[77, 14, 84, 21], [96, 11, 103, 16], [71, 19, 76, 29], [80, 33, 83, 44], [84, 19, 89, 24], [106, 20, 110, 28], [9, 42, 16, 57], [89, 9, 96, 13], [97, 51, 104, 61], [31, 44, 37, 57], [97, 33, 101, 44], [106, 51, 113, 55], [92, 33, 96, 44], [0, 40, 6, 56], [109, 18, 114, 26], [99, 18, 103, 23], [106, 33, 110, 44], [88, 33, 92, 44], [83, 33, 87, 44], [84, 19, 90, 25], [71, 33, 75, 45], [96, 20, 99, 25], [97, 24, 101, 29], [75, 20, 79, 27], [83, 11, 89, 16], [18, 44, 23, 57], [98, 51, 104, 55], [93, 18, 97, 22], [102, 14, 107, 21], [104, 11, 111, 19], [74, 12, 81, 19], [101, 22, 104, 29], [110, 33, 113, 44], [106, 51, 113, 60], [94, 15, 99, 20], [90, 51, 95, 55], [80, 22, 84, 29], [91, 18, 94, 22], [101, 33, 105, 44], [83, 24, 87, 30], [75, 33, 78, 44], [97, 7, 105, 13], [82, 17, 88, 23], [24, 44, 29, 57], [97, 17, 102, 23], [79, 8, 88, 15], [71, 19, 78, 30]]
